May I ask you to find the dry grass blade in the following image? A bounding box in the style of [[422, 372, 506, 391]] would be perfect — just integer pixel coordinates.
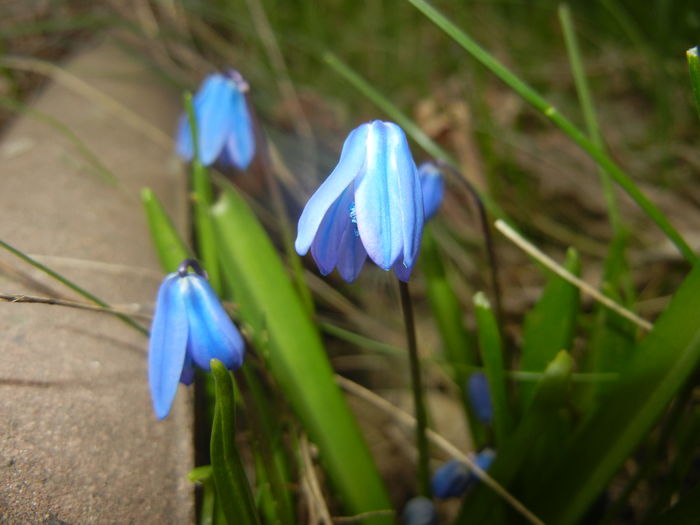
[[0, 293, 152, 321], [299, 434, 334, 525]]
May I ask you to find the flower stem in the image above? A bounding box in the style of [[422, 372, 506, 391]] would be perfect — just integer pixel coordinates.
[[398, 280, 431, 498]]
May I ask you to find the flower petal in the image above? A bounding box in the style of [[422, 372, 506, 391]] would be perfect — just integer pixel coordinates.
[[196, 75, 235, 166], [419, 161, 445, 221], [310, 186, 354, 275], [148, 273, 189, 419], [182, 275, 245, 371], [392, 257, 413, 282], [176, 114, 193, 160], [295, 124, 369, 255], [336, 224, 368, 283], [223, 89, 255, 170], [354, 121, 403, 269], [179, 352, 196, 386]]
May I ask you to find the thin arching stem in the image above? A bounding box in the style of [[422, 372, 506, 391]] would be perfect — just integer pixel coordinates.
[[437, 160, 504, 324], [398, 280, 432, 498]]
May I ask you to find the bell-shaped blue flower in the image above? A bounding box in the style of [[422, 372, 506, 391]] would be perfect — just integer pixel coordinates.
[[176, 69, 255, 170], [418, 161, 445, 220], [295, 120, 424, 283], [148, 259, 245, 419], [432, 449, 496, 499], [402, 496, 438, 525], [467, 371, 493, 424]]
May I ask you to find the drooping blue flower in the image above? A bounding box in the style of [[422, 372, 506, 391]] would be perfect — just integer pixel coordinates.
[[467, 371, 493, 424], [176, 69, 255, 170], [418, 161, 445, 220], [295, 120, 424, 283], [402, 496, 438, 525], [148, 259, 245, 419], [432, 449, 496, 499]]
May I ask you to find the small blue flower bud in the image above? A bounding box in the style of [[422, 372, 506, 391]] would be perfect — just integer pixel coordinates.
[[467, 371, 493, 423], [148, 259, 245, 419], [432, 449, 496, 499], [295, 120, 424, 283], [418, 161, 445, 220], [402, 496, 438, 525], [176, 70, 255, 170]]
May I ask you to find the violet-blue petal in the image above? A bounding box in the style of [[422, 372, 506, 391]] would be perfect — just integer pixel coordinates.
[[179, 352, 195, 386], [295, 124, 369, 256], [385, 122, 423, 268], [432, 459, 471, 499], [310, 186, 354, 275], [336, 224, 368, 283], [148, 273, 189, 419], [197, 75, 235, 166], [419, 162, 445, 220], [222, 88, 255, 170], [467, 371, 493, 423], [354, 121, 403, 270], [392, 257, 413, 283], [176, 75, 221, 161], [181, 275, 245, 371]]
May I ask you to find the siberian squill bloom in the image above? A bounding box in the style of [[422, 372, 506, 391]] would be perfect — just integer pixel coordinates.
[[402, 497, 438, 525], [295, 120, 424, 283], [176, 70, 255, 170], [148, 259, 245, 419], [467, 371, 493, 424], [418, 161, 445, 220], [432, 449, 496, 499]]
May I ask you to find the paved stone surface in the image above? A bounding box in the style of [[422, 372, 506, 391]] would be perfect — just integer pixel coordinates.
[[0, 36, 194, 523]]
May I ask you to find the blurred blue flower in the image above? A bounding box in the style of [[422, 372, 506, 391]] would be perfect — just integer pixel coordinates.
[[295, 120, 424, 283], [467, 371, 493, 424], [148, 259, 245, 419], [432, 449, 496, 499], [418, 161, 445, 220], [402, 496, 438, 525], [176, 70, 255, 170]]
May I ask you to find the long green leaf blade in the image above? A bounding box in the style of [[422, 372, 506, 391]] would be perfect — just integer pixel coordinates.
[[141, 187, 191, 273]]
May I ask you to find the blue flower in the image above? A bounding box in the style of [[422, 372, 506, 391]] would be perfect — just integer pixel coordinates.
[[148, 259, 245, 419], [418, 161, 445, 220], [432, 449, 496, 499], [402, 496, 438, 525], [176, 70, 255, 170], [467, 371, 493, 424], [295, 120, 424, 283]]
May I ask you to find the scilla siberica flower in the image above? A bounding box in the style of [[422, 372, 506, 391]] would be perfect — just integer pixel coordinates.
[[148, 259, 245, 419], [467, 371, 493, 424], [176, 70, 255, 170], [295, 120, 424, 283], [432, 449, 496, 499], [418, 161, 445, 220]]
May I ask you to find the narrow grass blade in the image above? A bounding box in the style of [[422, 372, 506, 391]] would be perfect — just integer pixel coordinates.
[[212, 185, 392, 522], [141, 188, 192, 272], [527, 266, 700, 524], [474, 292, 511, 447], [407, 0, 697, 265], [518, 247, 580, 410], [210, 359, 260, 525], [687, 47, 700, 123]]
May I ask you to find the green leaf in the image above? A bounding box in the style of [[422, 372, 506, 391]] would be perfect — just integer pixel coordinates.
[[518, 247, 580, 409], [686, 46, 700, 123], [527, 266, 700, 524], [210, 359, 260, 525], [474, 291, 511, 447], [141, 187, 191, 273], [211, 185, 392, 522]]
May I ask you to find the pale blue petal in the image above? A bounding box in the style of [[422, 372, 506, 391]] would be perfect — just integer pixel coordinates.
[[295, 124, 369, 255], [310, 186, 354, 275], [419, 162, 445, 220], [223, 89, 255, 170], [176, 114, 193, 160], [354, 121, 403, 269], [336, 225, 367, 283], [148, 273, 189, 420], [182, 275, 245, 371], [197, 75, 235, 166], [180, 352, 195, 386], [385, 122, 423, 268]]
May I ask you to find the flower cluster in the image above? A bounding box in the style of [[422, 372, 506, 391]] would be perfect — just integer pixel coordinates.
[[432, 449, 496, 499], [148, 259, 245, 419], [176, 70, 255, 170]]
